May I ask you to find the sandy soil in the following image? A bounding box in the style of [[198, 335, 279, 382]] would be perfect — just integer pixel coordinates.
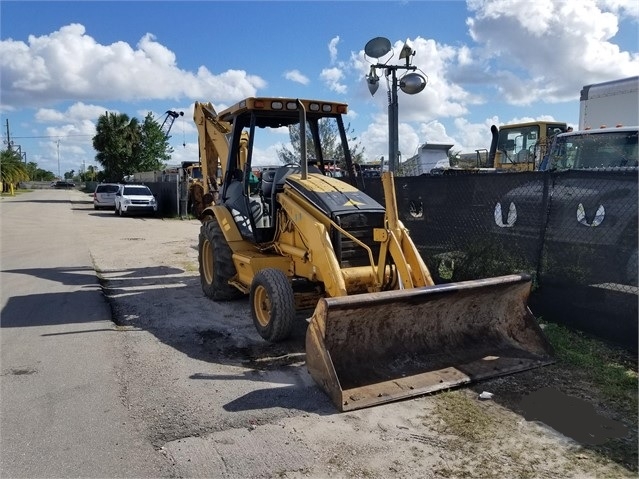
[[73, 190, 636, 479]]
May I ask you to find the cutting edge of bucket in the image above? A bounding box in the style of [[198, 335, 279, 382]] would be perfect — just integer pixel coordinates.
[[337, 354, 555, 411]]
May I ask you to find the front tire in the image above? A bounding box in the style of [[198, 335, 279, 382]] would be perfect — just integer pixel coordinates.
[[198, 219, 243, 300], [250, 268, 295, 342]]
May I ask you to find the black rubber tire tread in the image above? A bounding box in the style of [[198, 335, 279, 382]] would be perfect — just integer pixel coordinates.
[[250, 268, 295, 342], [198, 219, 243, 300]]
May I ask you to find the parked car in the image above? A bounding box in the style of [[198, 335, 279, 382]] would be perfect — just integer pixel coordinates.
[[114, 184, 158, 217], [53, 180, 75, 189], [93, 183, 119, 210]]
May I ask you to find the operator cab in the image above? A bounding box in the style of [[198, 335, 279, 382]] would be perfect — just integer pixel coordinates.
[[218, 98, 358, 244]]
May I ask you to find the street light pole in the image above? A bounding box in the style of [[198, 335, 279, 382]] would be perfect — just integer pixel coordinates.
[[364, 37, 427, 174], [388, 68, 399, 173], [56, 140, 60, 179]]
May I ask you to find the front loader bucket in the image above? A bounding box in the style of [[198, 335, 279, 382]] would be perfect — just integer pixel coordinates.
[[306, 274, 553, 412]]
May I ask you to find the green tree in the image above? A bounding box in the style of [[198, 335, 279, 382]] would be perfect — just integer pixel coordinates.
[[0, 149, 29, 193], [25, 161, 38, 180], [80, 165, 97, 182], [35, 169, 56, 181], [136, 112, 171, 172], [24, 161, 55, 181], [276, 119, 365, 167], [93, 111, 171, 181]]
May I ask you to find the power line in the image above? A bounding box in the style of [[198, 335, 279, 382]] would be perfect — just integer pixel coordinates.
[[2, 134, 94, 139]]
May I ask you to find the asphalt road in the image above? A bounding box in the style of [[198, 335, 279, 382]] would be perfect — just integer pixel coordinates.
[[0, 190, 169, 478]]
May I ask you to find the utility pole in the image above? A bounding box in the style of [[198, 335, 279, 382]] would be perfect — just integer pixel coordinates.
[[5, 119, 12, 151], [57, 140, 61, 179]]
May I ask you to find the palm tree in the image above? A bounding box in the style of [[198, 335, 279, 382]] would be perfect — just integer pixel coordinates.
[[93, 112, 140, 181], [1, 149, 29, 195]]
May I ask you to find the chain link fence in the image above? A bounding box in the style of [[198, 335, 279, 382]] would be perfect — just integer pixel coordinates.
[[363, 169, 638, 351]]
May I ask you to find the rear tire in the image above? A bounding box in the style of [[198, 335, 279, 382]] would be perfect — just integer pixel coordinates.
[[250, 268, 295, 342], [198, 219, 243, 300]]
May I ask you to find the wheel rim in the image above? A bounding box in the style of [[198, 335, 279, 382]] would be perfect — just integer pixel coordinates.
[[202, 238, 214, 285], [253, 285, 272, 328]]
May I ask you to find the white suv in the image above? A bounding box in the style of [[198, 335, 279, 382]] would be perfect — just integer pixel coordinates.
[[114, 184, 158, 217], [93, 183, 120, 209]]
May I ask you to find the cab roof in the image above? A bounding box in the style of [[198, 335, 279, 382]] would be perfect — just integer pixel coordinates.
[[218, 97, 348, 127]]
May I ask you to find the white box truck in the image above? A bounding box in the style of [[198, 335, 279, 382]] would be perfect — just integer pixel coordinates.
[[579, 76, 638, 130], [540, 77, 638, 170]]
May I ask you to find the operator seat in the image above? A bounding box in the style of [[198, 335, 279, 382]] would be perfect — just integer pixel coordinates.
[[260, 169, 277, 199], [223, 169, 254, 238]]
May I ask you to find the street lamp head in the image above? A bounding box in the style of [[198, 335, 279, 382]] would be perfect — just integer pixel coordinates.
[[399, 72, 427, 95], [366, 65, 380, 96]]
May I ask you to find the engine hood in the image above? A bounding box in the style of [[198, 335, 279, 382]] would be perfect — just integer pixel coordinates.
[[285, 173, 385, 218]]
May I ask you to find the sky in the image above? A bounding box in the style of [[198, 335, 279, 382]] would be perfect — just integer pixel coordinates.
[[1, 0, 638, 177]]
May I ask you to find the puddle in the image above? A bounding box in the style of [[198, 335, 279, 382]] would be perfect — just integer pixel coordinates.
[[520, 386, 628, 445]]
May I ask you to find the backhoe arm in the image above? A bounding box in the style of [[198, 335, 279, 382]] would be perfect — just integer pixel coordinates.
[[193, 102, 231, 194]]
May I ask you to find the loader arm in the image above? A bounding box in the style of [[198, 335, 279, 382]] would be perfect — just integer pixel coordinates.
[[378, 171, 434, 288]]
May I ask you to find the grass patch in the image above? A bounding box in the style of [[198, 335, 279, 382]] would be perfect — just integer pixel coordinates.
[[542, 321, 638, 413], [432, 391, 496, 441], [182, 261, 198, 272]]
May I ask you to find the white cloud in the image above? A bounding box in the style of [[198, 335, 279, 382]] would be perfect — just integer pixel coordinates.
[[598, 0, 639, 18], [0, 23, 267, 108], [328, 36, 340, 64], [465, 0, 639, 104], [284, 69, 310, 85], [320, 67, 347, 94], [35, 102, 108, 123]]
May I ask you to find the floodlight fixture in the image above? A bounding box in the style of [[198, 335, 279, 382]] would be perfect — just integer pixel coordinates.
[[399, 72, 427, 95], [366, 65, 380, 96], [399, 42, 413, 60], [364, 36, 391, 59]]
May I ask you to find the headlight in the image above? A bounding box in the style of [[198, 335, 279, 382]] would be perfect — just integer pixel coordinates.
[[150, 198, 157, 205], [123, 198, 131, 205]]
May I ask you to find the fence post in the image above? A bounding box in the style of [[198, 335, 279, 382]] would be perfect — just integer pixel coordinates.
[[534, 170, 554, 285]]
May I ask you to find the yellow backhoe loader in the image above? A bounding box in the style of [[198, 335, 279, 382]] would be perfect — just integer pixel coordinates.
[[194, 97, 553, 412]]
